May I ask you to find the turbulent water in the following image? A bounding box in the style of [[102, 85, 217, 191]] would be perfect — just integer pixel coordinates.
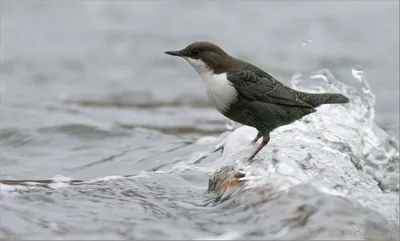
[[1, 1, 399, 240]]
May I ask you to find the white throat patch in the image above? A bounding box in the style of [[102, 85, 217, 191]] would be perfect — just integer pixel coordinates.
[[184, 57, 238, 112]]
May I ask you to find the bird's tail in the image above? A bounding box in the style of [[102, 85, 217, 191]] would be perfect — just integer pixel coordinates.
[[301, 92, 350, 107]]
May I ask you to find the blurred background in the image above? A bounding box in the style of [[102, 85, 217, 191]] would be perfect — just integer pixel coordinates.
[[2, 1, 399, 137], [0, 1, 399, 239]]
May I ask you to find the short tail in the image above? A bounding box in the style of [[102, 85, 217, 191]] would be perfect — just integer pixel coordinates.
[[305, 93, 350, 107]]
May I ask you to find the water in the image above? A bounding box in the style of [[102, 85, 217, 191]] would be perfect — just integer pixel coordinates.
[[1, 1, 399, 239]]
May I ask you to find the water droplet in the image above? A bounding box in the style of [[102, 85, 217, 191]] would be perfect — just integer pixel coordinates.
[[310, 73, 329, 83], [302, 41, 307, 46], [226, 120, 235, 130], [307, 38, 312, 43], [291, 73, 303, 88], [351, 65, 364, 82], [292, 73, 303, 80]]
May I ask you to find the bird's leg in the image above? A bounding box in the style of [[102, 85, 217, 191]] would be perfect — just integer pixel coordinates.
[[247, 132, 270, 161], [251, 131, 262, 144]]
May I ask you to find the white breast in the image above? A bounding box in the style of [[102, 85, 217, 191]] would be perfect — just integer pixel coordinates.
[[184, 58, 238, 112]]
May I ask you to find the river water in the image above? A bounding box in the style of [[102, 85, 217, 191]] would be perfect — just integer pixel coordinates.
[[1, 1, 399, 239]]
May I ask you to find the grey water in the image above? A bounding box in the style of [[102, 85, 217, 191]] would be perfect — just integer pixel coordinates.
[[0, 1, 399, 240]]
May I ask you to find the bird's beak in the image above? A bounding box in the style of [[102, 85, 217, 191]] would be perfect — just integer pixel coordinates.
[[164, 50, 183, 57]]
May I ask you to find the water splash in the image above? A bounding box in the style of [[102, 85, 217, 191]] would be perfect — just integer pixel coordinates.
[[351, 65, 364, 82], [226, 120, 235, 130], [291, 73, 303, 89], [301, 38, 313, 47], [292, 68, 399, 191], [351, 65, 376, 123]]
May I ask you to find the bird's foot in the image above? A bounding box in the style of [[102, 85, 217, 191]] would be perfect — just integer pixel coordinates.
[[247, 132, 270, 162], [250, 131, 262, 145]]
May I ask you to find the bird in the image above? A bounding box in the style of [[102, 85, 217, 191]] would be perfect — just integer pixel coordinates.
[[165, 41, 349, 161]]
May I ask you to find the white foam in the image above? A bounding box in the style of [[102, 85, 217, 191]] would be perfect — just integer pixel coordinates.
[[50, 175, 73, 182], [87, 175, 125, 183], [1, 183, 30, 196], [48, 182, 70, 189], [196, 231, 243, 240]]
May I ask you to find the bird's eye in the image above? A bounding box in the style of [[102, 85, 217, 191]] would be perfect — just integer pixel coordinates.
[[193, 49, 200, 55]]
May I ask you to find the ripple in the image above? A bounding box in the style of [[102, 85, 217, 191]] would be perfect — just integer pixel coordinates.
[[37, 124, 129, 139], [67, 92, 211, 109], [117, 123, 228, 135]]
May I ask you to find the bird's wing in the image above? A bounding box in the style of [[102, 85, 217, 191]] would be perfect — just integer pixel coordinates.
[[227, 65, 313, 108]]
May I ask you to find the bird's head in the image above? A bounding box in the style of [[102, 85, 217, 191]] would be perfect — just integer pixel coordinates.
[[165, 41, 232, 74]]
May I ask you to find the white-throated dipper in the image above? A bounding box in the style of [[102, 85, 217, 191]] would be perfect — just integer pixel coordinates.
[[165, 41, 349, 161]]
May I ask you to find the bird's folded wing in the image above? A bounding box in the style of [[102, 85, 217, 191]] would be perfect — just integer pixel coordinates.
[[227, 68, 313, 108]]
